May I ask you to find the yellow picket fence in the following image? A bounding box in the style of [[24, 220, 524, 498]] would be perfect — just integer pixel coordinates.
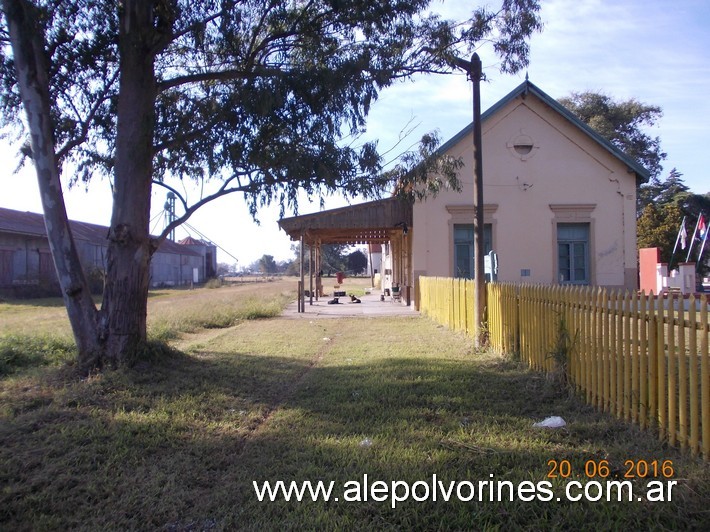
[[418, 276, 475, 336], [418, 277, 710, 460]]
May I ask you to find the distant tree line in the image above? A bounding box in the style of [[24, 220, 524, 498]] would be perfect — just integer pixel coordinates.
[[238, 246, 369, 276]]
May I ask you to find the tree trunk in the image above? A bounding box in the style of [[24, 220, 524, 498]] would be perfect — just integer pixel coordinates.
[[98, 1, 159, 366], [3, 0, 102, 370], [5, 0, 162, 371]]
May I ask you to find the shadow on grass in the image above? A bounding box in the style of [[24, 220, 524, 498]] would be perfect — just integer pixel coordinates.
[[1, 348, 708, 530]]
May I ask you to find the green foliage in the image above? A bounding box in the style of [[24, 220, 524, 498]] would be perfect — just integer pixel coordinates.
[[347, 249, 368, 275], [390, 130, 465, 201], [258, 254, 278, 275], [283, 255, 300, 277], [558, 91, 666, 180], [125, 340, 186, 368], [637, 202, 684, 263], [148, 293, 291, 342], [638, 168, 689, 212], [316, 244, 347, 274], [636, 169, 710, 272], [233, 297, 285, 320], [547, 315, 577, 391], [287, 243, 352, 275], [0, 1, 543, 219], [0, 334, 75, 376]]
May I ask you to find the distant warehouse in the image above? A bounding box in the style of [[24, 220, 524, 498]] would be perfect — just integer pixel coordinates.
[[0, 207, 216, 296]]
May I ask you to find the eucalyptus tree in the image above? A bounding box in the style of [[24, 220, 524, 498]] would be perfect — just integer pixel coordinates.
[[0, 0, 542, 371]]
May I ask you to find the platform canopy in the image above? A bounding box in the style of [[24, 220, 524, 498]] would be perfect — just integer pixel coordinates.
[[278, 197, 413, 245]]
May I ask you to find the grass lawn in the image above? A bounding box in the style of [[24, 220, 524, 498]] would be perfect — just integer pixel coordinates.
[[1, 280, 708, 530]]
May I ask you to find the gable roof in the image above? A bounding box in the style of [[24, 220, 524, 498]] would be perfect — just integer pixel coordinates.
[[437, 79, 650, 183], [0, 207, 200, 256]]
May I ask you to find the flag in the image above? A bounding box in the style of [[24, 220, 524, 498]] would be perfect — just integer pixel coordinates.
[[680, 218, 687, 250], [686, 214, 702, 262], [699, 214, 707, 240]]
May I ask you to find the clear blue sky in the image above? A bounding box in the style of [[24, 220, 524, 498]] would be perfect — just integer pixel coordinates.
[[1, 0, 708, 266]]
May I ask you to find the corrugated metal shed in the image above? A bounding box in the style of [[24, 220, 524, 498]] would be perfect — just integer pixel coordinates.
[[0, 207, 200, 256]]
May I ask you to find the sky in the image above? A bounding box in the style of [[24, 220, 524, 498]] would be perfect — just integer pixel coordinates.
[[1, 0, 709, 267]]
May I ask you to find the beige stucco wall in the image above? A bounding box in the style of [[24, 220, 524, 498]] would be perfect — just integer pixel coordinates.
[[413, 91, 638, 290]]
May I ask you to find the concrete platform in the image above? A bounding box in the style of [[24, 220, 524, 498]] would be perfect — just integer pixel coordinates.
[[281, 292, 419, 319]]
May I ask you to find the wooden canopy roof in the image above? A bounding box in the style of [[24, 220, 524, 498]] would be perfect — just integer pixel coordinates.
[[278, 197, 413, 245]]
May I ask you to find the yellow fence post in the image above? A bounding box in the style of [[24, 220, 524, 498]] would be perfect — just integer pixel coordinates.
[[615, 291, 624, 418], [689, 295, 699, 456], [651, 293, 661, 431], [596, 289, 609, 411], [667, 294, 677, 447], [623, 290, 631, 421], [631, 290, 639, 424], [678, 293, 687, 450], [584, 286, 593, 401], [455, 277, 459, 333], [416, 278, 707, 460], [607, 290, 616, 415], [582, 285, 588, 392], [657, 293, 667, 440], [640, 292, 649, 429]]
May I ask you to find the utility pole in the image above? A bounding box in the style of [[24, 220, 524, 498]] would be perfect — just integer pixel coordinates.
[[299, 233, 305, 313], [453, 53, 486, 347], [471, 53, 486, 348]]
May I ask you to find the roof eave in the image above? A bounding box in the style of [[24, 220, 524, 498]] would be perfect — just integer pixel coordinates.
[[435, 80, 651, 184]]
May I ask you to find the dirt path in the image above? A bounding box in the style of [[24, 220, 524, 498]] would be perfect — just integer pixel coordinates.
[[172, 318, 337, 448]]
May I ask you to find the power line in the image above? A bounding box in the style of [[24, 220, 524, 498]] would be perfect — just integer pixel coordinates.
[[182, 222, 240, 264]]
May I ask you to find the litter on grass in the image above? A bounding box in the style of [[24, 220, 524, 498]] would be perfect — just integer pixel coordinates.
[[533, 416, 566, 429]]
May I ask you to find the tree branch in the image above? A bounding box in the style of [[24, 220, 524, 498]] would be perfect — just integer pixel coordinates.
[[157, 65, 284, 92], [153, 119, 219, 154], [170, 9, 225, 44], [151, 179, 188, 212], [56, 70, 119, 161], [246, 1, 280, 64], [154, 181, 252, 247]]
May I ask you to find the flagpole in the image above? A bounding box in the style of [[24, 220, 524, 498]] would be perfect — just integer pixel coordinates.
[[698, 229, 708, 261], [686, 215, 701, 262], [670, 215, 686, 269]]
